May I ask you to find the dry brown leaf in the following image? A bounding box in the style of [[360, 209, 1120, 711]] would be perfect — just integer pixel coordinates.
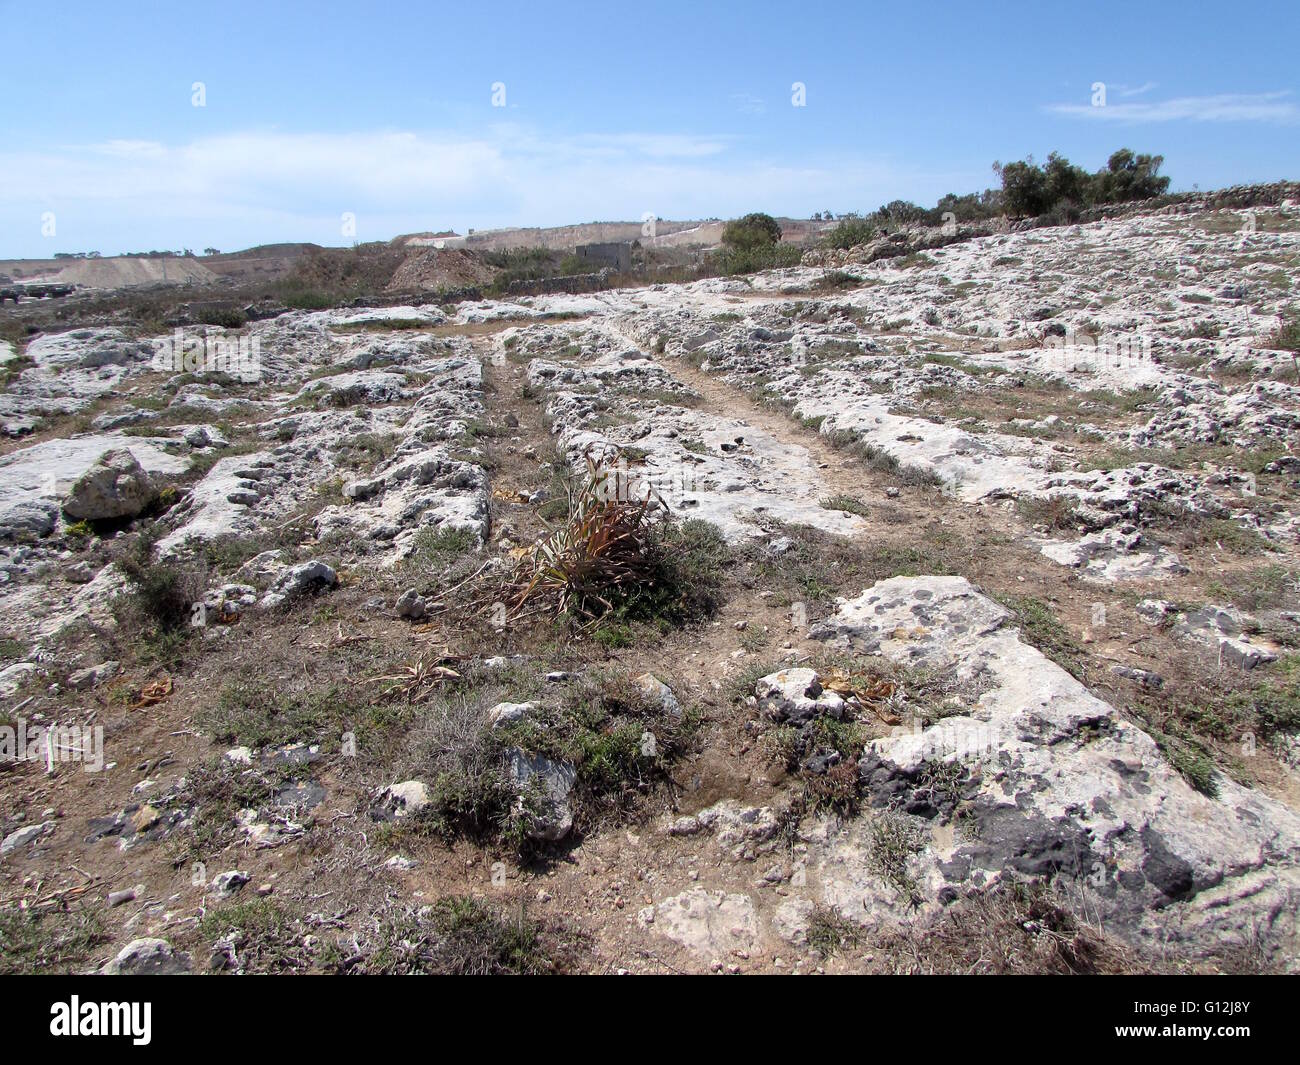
[[132, 676, 173, 709]]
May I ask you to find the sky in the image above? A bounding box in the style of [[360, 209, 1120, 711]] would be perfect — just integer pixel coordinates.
[[1, 0, 1297, 257]]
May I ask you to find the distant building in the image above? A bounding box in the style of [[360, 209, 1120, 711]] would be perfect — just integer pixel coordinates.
[[575, 242, 632, 272]]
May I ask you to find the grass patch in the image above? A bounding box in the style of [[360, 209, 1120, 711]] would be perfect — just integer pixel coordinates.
[[195, 680, 361, 749], [334, 432, 397, 470], [819, 494, 870, 517], [748, 525, 956, 607], [402, 526, 480, 592], [822, 428, 944, 488], [1206, 565, 1294, 610], [351, 897, 574, 974], [199, 899, 341, 973], [1144, 502, 1271, 557], [0, 906, 110, 975], [0, 637, 28, 664], [866, 809, 927, 907], [1016, 494, 1080, 532], [871, 880, 1145, 974], [1121, 650, 1300, 794], [995, 594, 1087, 679], [806, 906, 864, 957], [1265, 310, 1300, 352]]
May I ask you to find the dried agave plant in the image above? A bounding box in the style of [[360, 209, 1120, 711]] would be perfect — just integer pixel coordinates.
[[501, 455, 665, 622], [369, 651, 462, 702], [822, 666, 902, 725]]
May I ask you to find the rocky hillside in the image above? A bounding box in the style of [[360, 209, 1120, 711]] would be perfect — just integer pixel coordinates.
[[1, 188, 1298, 975]]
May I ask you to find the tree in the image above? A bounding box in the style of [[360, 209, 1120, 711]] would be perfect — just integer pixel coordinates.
[[875, 200, 931, 226], [722, 212, 783, 250], [935, 189, 1003, 222], [1093, 149, 1170, 204], [1044, 152, 1090, 207], [995, 158, 1053, 218]]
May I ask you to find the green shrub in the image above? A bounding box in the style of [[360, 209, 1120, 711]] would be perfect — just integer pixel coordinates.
[[722, 212, 783, 251], [280, 289, 333, 310], [994, 148, 1171, 219], [113, 536, 208, 642], [713, 242, 802, 276], [823, 215, 878, 249], [197, 306, 248, 329]]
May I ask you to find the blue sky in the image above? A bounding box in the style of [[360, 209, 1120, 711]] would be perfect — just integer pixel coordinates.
[[2, 0, 1297, 257]]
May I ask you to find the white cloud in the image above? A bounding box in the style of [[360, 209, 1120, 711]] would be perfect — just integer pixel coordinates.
[[0, 127, 956, 255], [1047, 91, 1298, 123]]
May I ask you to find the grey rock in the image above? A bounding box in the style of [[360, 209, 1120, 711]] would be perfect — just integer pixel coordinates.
[[1111, 664, 1165, 689], [102, 938, 192, 975], [486, 701, 536, 729], [1219, 638, 1277, 671], [210, 870, 250, 897], [507, 748, 577, 842], [394, 588, 427, 620], [807, 575, 1300, 964], [62, 448, 156, 521], [755, 667, 845, 724], [67, 660, 118, 690], [633, 673, 681, 717], [370, 780, 429, 821], [258, 560, 338, 610], [1, 822, 53, 857]]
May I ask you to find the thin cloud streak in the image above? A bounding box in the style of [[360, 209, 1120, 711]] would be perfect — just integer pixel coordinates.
[[1047, 91, 1298, 123]]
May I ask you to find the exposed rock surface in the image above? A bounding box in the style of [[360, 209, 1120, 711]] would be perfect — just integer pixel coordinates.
[[645, 888, 759, 959], [1, 195, 1298, 975], [804, 576, 1300, 964], [62, 448, 156, 521], [101, 937, 192, 975], [507, 748, 577, 842]]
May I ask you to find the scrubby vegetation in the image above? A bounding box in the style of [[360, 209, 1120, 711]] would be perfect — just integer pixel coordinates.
[[197, 894, 572, 974], [1268, 308, 1300, 352], [820, 147, 1171, 248], [111, 534, 208, 663], [721, 212, 784, 250], [483, 247, 588, 294], [498, 457, 728, 627], [995, 148, 1171, 219], [715, 212, 802, 274], [400, 669, 696, 853]]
